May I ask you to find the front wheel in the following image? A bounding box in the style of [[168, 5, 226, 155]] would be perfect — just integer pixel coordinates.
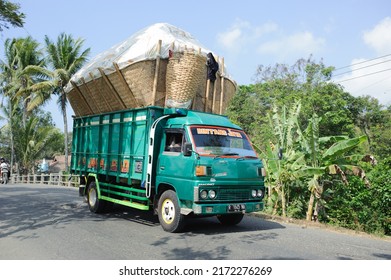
[[217, 213, 244, 226], [157, 190, 185, 233]]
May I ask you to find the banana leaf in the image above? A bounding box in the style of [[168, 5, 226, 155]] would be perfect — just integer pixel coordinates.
[[322, 135, 367, 161]]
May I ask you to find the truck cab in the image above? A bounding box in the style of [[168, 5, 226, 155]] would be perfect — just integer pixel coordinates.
[[151, 108, 266, 232]]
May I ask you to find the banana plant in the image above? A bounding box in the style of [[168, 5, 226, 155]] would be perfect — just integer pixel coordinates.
[[296, 114, 369, 221], [258, 101, 304, 217]]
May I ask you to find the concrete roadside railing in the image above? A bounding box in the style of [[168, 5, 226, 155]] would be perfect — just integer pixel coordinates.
[[10, 172, 80, 188]]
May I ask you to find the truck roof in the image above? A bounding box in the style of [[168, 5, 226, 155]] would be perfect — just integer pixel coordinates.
[[165, 108, 242, 130], [72, 106, 242, 130]]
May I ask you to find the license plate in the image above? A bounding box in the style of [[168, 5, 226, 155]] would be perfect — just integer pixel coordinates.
[[228, 204, 245, 212]]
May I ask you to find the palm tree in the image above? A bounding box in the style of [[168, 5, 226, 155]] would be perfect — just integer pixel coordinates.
[[13, 114, 59, 173], [0, 0, 25, 32], [1, 37, 44, 125], [0, 96, 19, 170], [1, 36, 43, 171], [26, 33, 90, 171]]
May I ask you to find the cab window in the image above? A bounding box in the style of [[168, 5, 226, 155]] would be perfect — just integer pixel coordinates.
[[164, 131, 184, 153]]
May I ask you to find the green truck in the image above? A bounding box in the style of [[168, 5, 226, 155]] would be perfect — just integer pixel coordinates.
[[71, 106, 266, 232]]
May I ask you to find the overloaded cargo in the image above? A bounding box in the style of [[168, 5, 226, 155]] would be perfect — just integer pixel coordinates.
[[65, 23, 237, 116], [69, 23, 267, 233]]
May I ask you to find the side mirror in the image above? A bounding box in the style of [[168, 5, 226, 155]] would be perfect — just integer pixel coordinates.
[[183, 142, 193, 157]]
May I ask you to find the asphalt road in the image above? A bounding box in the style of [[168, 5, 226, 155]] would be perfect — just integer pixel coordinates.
[[0, 183, 390, 260]]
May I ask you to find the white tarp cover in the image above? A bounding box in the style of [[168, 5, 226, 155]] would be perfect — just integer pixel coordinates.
[[65, 23, 225, 93]]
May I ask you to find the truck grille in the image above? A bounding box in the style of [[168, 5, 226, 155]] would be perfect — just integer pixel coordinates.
[[218, 188, 250, 201]]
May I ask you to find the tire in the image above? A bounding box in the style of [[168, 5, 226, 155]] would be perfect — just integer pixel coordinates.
[[217, 213, 244, 226], [87, 181, 107, 213], [157, 190, 185, 233]]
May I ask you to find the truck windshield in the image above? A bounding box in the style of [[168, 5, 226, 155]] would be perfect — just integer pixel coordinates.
[[189, 126, 257, 157]]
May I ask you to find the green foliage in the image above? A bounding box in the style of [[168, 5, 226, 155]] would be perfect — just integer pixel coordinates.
[[369, 105, 391, 158], [322, 135, 367, 162], [285, 179, 309, 219], [366, 158, 391, 235], [5, 105, 63, 171], [326, 167, 391, 236], [0, 0, 25, 31], [257, 101, 305, 217], [228, 56, 390, 235], [43, 33, 90, 172], [226, 85, 275, 154], [1, 99, 65, 171], [0, 33, 90, 173]]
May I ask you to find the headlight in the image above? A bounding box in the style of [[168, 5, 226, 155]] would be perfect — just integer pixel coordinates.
[[252, 189, 263, 198], [209, 190, 216, 199], [200, 189, 217, 200], [200, 190, 208, 199]]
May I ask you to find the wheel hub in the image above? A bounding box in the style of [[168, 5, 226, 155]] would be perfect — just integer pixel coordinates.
[[162, 199, 175, 224], [89, 188, 97, 207]]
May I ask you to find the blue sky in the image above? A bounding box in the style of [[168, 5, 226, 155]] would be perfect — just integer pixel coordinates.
[[1, 0, 391, 131]]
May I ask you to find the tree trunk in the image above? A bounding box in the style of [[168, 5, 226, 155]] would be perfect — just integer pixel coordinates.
[[267, 184, 272, 207], [281, 184, 286, 217], [9, 99, 15, 174], [60, 92, 69, 172], [306, 189, 315, 221], [272, 185, 280, 215], [272, 198, 279, 216], [313, 201, 319, 222], [23, 99, 28, 128]]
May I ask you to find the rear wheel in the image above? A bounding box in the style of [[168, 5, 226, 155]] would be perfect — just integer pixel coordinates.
[[217, 213, 244, 226], [157, 190, 185, 233], [87, 181, 107, 213]]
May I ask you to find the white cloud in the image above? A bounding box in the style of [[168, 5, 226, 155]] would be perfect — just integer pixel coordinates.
[[334, 57, 391, 106], [217, 25, 243, 51], [216, 19, 326, 84], [363, 17, 391, 55], [216, 19, 278, 52], [257, 31, 325, 60], [334, 17, 391, 106], [254, 22, 279, 37]]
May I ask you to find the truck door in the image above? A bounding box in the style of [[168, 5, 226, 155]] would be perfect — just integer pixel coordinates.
[[156, 129, 194, 198]]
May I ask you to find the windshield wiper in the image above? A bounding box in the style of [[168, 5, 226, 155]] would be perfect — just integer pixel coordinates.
[[236, 156, 258, 161], [214, 153, 239, 159]]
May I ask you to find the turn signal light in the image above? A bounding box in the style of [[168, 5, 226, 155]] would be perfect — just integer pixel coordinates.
[[196, 166, 207, 176], [258, 167, 267, 177]]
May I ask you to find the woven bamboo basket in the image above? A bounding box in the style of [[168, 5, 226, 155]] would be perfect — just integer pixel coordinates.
[[191, 71, 237, 115], [165, 50, 207, 108], [66, 51, 236, 116]]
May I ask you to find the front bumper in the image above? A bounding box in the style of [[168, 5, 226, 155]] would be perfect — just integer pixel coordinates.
[[191, 201, 264, 215]]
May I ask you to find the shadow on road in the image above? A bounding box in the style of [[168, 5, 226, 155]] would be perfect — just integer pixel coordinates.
[[103, 204, 285, 235], [2, 185, 389, 260], [0, 185, 285, 239], [372, 253, 391, 260], [0, 186, 93, 239], [0, 185, 284, 244]]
